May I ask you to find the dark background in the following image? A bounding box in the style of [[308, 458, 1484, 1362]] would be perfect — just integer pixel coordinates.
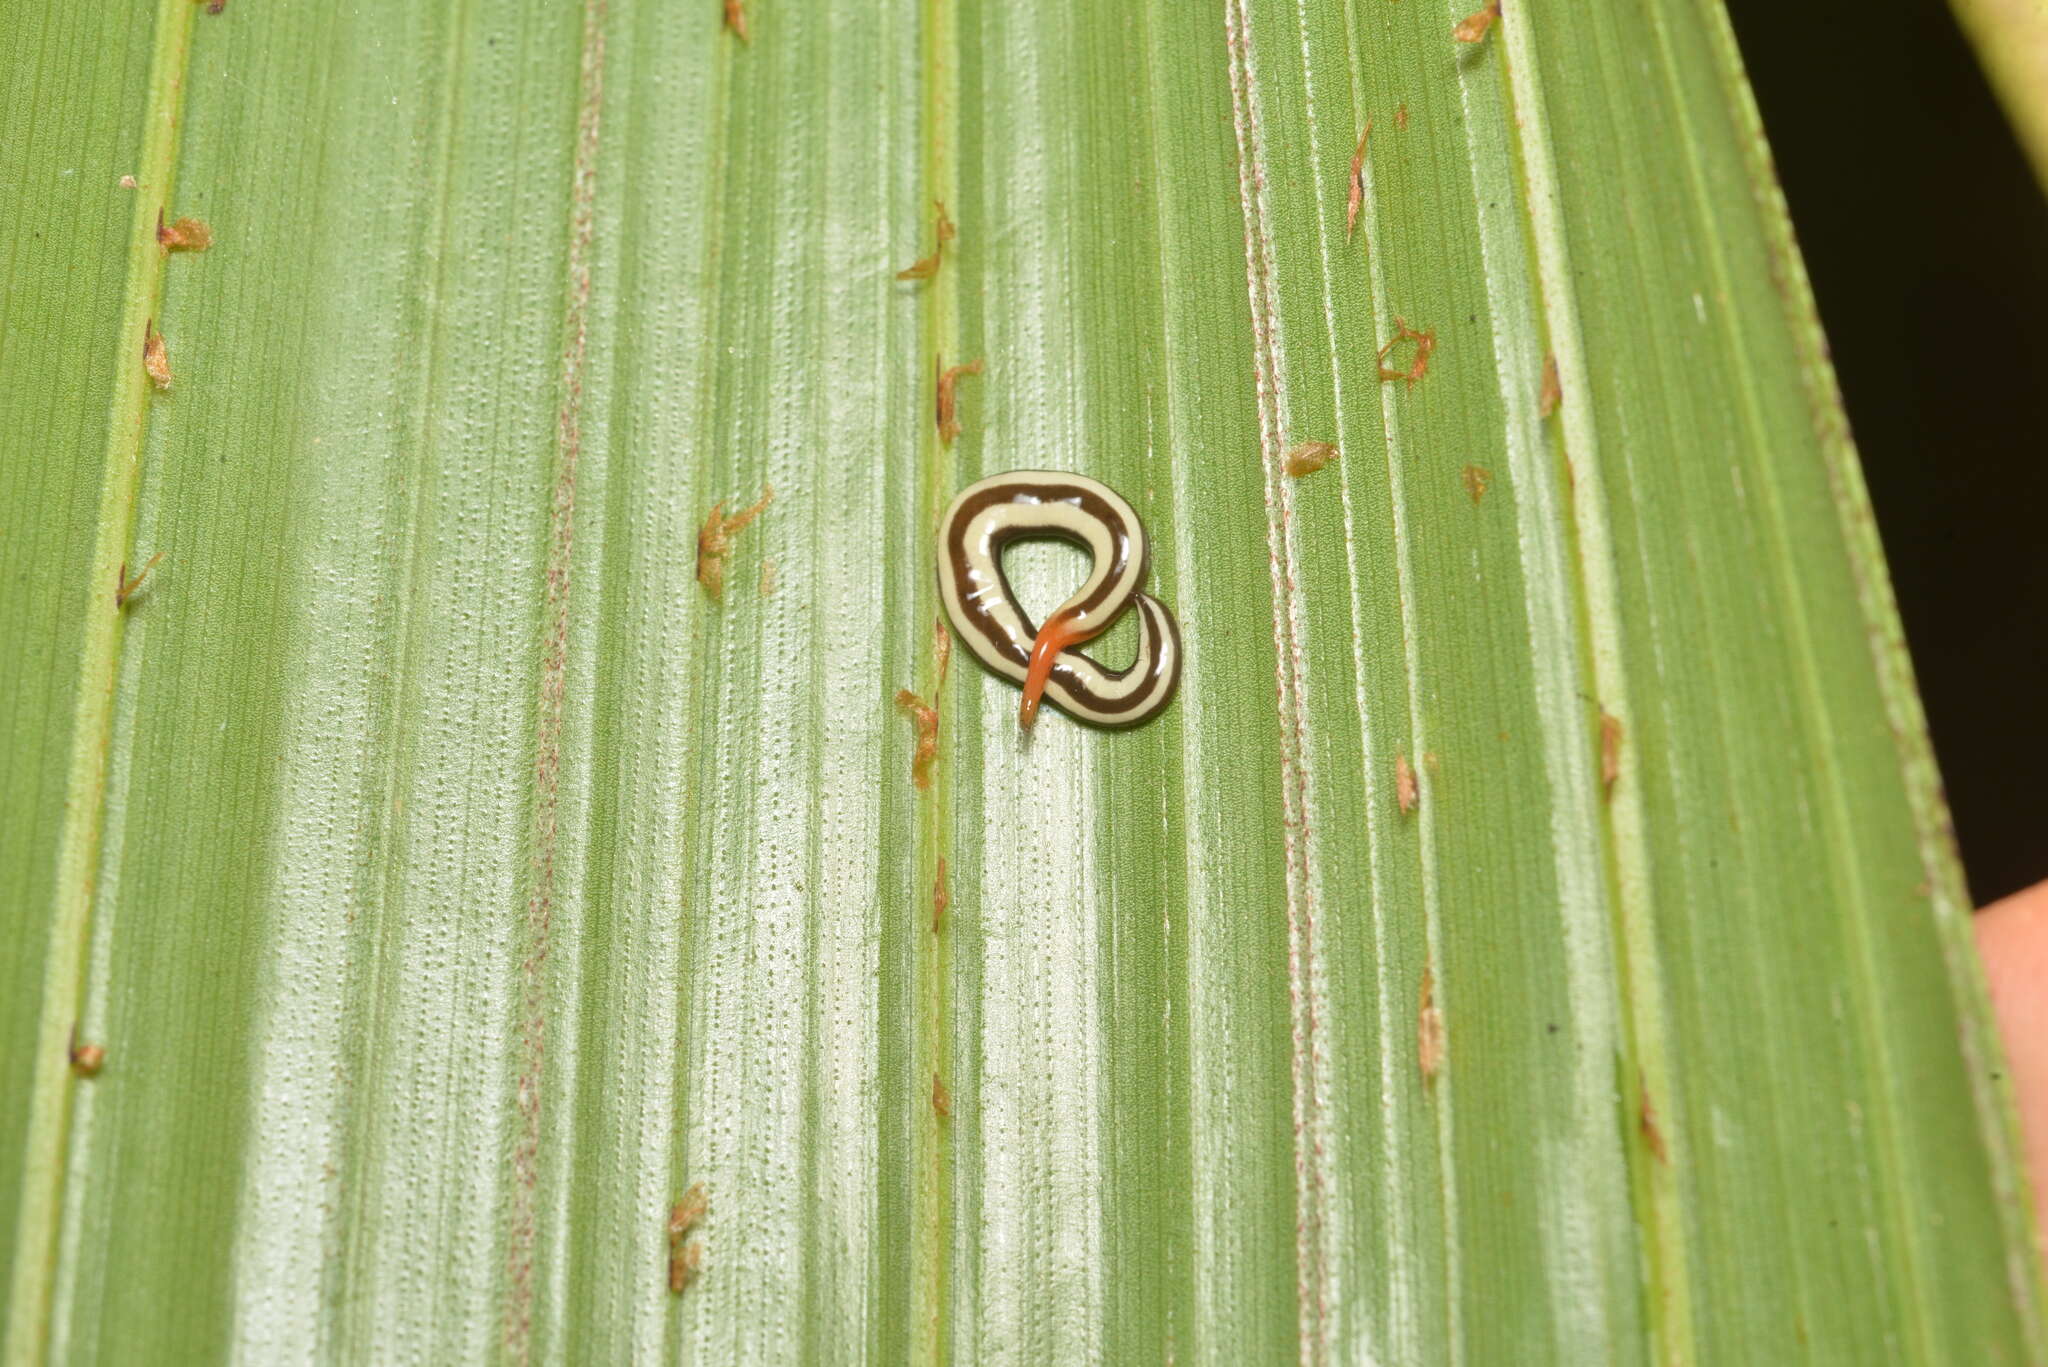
[[1725, 0, 2046, 905]]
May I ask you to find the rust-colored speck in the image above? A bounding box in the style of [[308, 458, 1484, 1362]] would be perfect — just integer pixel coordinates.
[[695, 485, 773, 600], [896, 201, 956, 281], [1639, 1075, 1670, 1165], [933, 617, 952, 686], [1454, 2, 1501, 42], [156, 207, 212, 253], [667, 1182, 708, 1294], [1346, 119, 1372, 241], [1396, 102, 1410, 132], [896, 689, 938, 790], [723, 0, 749, 42], [931, 1072, 952, 1119], [1396, 753, 1418, 814], [933, 856, 949, 934], [143, 320, 171, 390], [116, 551, 165, 608], [1417, 965, 1444, 1082], [668, 1240, 704, 1294], [668, 1183, 708, 1239], [1538, 352, 1561, 418], [1283, 440, 1337, 478], [1599, 712, 1623, 797], [757, 556, 778, 597], [1376, 317, 1435, 386], [1461, 465, 1491, 504], [936, 356, 983, 446], [68, 1029, 105, 1078]]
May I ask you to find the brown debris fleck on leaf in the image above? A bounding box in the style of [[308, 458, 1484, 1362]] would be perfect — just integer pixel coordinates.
[[1461, 465, 1491, 505], [143, 320, 171, 390], [757, 556, 777, 597], [936, 356, 983, 446], [723, 0, 749, 42], [116, 551, 165, 608], [1600, 712, 1623, 797], [896, 201, 956, 281], [695, 485, 773, 600], [931, 1072, 952, 1119], [668, 1183, 708, 1240], [1639, 1074, 1669, 1165], [1417, 965, 1444, 1081], [69, 1028, 105, 1078], [667, 1240, 704, 1294], [1538, 352, 1561, 418], [934, 617, 952, 685], [1346, 119, 1372, 241], [156, 207, 212, 253], [1376, 317, 1436, 386], [666, 1182, 708, 1294], [1454, 2, 1501, 43], [896, 689, 938, 790], [933, 856, 949, 934], [1283, 440, 1338, 478], [119, 175, 137, 189], [1395, 753, 1418, 814]]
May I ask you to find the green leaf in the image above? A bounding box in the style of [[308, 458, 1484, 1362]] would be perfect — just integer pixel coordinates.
[[3, 0, 2039, 1361]]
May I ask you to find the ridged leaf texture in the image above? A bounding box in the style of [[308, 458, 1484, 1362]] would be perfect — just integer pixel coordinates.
[[3, 0, 2040, 1362]]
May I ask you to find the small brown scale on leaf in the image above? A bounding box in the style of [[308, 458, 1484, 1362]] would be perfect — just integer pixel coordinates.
[[1395, 753, 1418, 814], [1346, 119, 1372, 241], [156, 208, 212, 253], [69, 1029, 106, 1077], [1454, 2, 1501, 43], [1538, 352, 1562, 418], [667, 1183, 708, 1294], [669, 1184, 708, 1239], [1284, 441, 1337, 478], [896, 201, 956, 281], [1417, 966, 1444, 1082], [668, 1241, 704, 1294], [695, 485, 773, 600], [143, 321, 172, 390], [936, 357, 983, 446], [1461, 465, 1491, 504], [895, 689, 938, 790], [933, 617, 952, 685], [723, 0, 749, 42], [1599, 712, 1624, 796], [1639, 1077, 1670, 1165], [931, 1072, 952, 1120], [1376, 317, 1436, 386], [116, 551, 165, 608]]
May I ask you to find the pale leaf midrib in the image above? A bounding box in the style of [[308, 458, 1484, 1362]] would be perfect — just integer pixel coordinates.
[[912, 0, 961, 1358], [5, 3, 194, 1361], [1492, 6, 1698, 1360]]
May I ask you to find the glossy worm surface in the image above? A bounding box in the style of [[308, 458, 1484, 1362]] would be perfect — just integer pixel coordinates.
[[937, 471, 1182, 728]]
